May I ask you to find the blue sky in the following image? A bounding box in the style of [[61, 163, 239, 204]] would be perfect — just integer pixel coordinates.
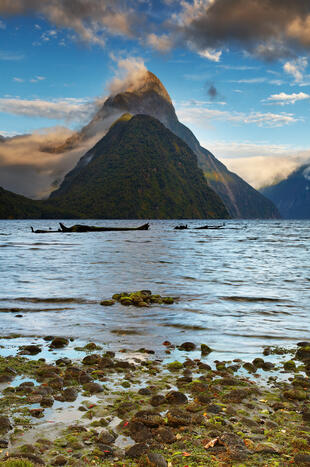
[[1, 0, 310, 193]]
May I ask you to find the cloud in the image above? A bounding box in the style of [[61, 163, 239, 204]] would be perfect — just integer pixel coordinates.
[[0, 0, 141, 48], [283, 57, 308, 82], [0, 19, 6, 29], [108, 56, 148, 95], [0, 97, 97, 122], [29, 75, 46, 83], [205, 139, 310, 188], [198, 48, 222, 62], [264, 91, 310, 105], [146, 33, 172, 52], [172, 0, 310, 60], [0, 50, 24, 60], [176, 101, 300, 128], [13, 77, 24, 82]]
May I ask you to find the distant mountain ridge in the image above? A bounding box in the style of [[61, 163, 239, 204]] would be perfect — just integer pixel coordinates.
[[0, 186, 74, 219], [50, 114, 229, 219], [261, 163, 310, 219], [46, 71, 279, 219]]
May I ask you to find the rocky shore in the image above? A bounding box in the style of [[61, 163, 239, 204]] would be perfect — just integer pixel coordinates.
[[1, 335, 310, 466]]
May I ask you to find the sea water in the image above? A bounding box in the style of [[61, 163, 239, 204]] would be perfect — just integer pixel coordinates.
[[0, 219, 309, 361]]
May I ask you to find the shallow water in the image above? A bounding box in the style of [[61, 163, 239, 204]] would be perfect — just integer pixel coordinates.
[[0, 219, 309, 361]]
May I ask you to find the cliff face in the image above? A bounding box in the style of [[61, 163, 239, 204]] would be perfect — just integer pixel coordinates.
[[50, 114, 229, 220], [261, 164, 310, 219]]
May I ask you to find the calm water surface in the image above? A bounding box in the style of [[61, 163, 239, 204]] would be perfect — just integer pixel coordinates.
[[0, 219, 309, 361]]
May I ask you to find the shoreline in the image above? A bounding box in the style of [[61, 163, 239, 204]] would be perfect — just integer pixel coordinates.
[[1, 335, 310, 466]]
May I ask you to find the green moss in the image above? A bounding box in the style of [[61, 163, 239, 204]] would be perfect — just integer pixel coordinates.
[[0, 460, 34, 467], [167, 361, 183, 371]]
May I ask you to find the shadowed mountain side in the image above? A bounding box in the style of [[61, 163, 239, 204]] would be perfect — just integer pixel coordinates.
[[261, 164, 310, 219], [46, 71, 279, 219], [49, 114, 229, 219], [0, 186, 75, 219]]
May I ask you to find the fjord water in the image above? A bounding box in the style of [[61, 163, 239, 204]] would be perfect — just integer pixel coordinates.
[[0, 219, 309, 360]]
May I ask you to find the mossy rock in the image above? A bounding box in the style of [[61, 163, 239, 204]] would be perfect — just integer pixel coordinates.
[[100, 299, 115, 306], [162, 297, 174, 304], [283, 360, 297, 371], [201, 344, 212, 355], [167, 361, 183, 371]]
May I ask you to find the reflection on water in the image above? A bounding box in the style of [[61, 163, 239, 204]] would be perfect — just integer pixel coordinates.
[[0, 219, 309, 360]]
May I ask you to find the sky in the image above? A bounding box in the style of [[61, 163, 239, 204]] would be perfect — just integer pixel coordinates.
[[1, 0, 310, 196]]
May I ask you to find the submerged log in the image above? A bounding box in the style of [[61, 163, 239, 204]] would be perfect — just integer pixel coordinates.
[[59, 222, 150, 232], [31, 226, 61, 233], [174, 225, 188, 230], [194, 224, 225, 230]]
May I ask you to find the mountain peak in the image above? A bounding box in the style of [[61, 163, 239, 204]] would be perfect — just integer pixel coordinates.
[[107, 70, 172, 106], [124, 70, 172, 104]]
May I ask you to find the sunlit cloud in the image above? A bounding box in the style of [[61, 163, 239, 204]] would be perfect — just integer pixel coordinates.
[[0, 97, 97, 122], [204, 139, 310, 188], [176, 101, 300, 128], [264, 91, 310, 105], [283, 57, 308, 82]]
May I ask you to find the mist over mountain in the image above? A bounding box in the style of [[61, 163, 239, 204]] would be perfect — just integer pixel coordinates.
[[49, 114, 229, 219], [46, 70, 279, 219], [261, 163, 310, 219]]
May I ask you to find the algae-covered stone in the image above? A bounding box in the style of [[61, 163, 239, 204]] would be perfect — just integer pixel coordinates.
[[179, 342, 196, 351], [19, 345, 41, 355], [167, 361, 183, 371], [165, 390, 188, 404], [162, 297, 174, 304], [253, 357, 265, 368], [100, 299, 115, 306], [201, 343, 212, 355], [83, 382, 104, 394], [0, 415, 12, 433], [62, 387, 78, 402], [126, 443, 147, 459], [120, 298, 133, 306], [82, 354, 101, 365], [283, 360, 297, 371], [166, 408, 191, 426], [243, 362, 256, 373], [49, 337, 69, 348], [145, 452, 168, 467], [283, 389, 307, 401], [150, 395, 165, 407]]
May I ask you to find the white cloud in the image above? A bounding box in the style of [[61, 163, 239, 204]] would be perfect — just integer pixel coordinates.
[[0, 19, 6, 29], [283, 57, 308, 82], [13, 77, 24, 83], [146, 33, 172, 52], [176, 101, 300, 128], [204, 139, 310, 188], [229, 77, 266, 84], [198, 48, 222, 62], [0, 51, 24, 61], [0, 97, 97, 122], [30, 76, 46, 83], [108, 56, 148, 95], [264, 91, 310, 105]]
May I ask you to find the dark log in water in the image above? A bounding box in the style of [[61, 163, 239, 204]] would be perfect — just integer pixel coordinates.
[[174, 225, 188, 230], [31, 226, 61, 233], [194, 224, 225, 230], [58, 222, 150, 232]]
